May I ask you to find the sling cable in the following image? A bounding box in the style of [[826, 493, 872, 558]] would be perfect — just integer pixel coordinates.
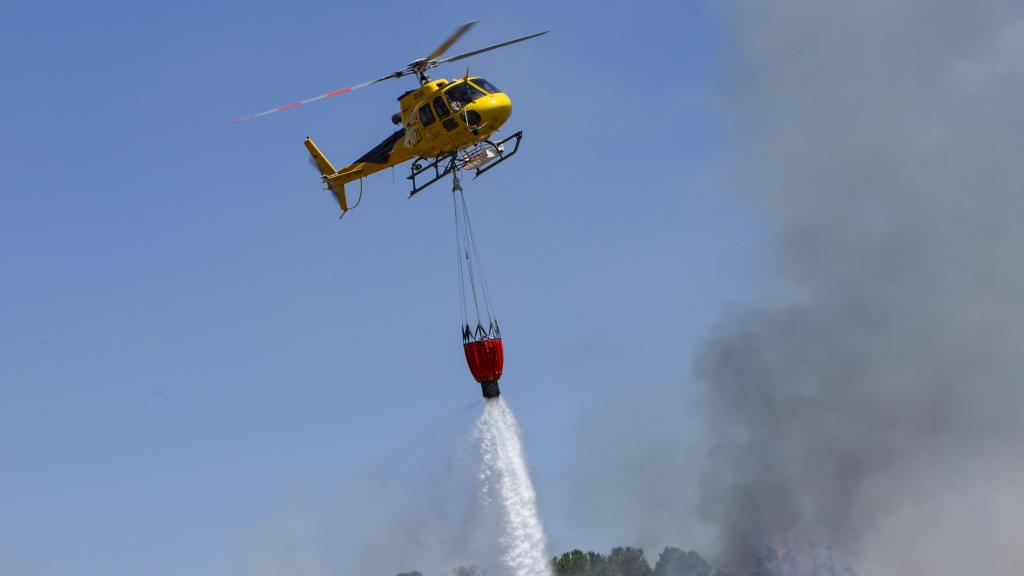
[[452, 174, 503, 399]]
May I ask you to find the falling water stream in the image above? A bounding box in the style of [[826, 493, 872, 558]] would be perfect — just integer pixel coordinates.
[[474, 398, 553, 576]]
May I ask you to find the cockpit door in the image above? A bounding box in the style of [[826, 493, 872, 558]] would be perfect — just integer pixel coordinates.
[[415, 101, 442, 151], [432, 96, 459, 132]]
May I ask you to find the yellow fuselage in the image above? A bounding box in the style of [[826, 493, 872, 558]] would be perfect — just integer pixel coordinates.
[[305, 77, 512, 214], [395, 78, 513, 159]]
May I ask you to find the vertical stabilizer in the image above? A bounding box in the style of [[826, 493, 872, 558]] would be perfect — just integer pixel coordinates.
[[304, 137, 349, 214]]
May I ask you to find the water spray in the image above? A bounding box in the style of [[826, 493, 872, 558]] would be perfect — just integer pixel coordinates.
[[475, 398, 552, 576]]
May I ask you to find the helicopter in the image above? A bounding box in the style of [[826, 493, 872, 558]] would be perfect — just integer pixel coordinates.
[[234, 21, 548, 217]]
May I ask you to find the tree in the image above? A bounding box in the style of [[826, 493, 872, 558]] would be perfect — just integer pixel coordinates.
[[653, 547, 712, 576], [552, 549, 607, 576], [605, 547, 652, 576]]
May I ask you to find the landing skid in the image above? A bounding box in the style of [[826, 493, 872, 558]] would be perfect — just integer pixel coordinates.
[[407, 131, 523, 197]]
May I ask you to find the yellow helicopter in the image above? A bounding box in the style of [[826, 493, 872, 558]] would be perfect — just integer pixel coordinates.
[[234, 21, 548, 217]]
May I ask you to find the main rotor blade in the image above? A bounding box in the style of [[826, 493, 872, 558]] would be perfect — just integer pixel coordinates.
[[232, 75, 392, 124], [423, 20, 478, 64], [434, 30, 549, 67]]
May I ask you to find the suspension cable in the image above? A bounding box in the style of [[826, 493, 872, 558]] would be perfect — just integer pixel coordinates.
[[451, 173, 497, 339], [458, 190, 496, 323], [452, 188, 469, 330]]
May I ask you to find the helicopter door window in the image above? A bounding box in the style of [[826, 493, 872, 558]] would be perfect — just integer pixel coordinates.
[[433, 97, 450, 119], [418, 105, 436, 127]]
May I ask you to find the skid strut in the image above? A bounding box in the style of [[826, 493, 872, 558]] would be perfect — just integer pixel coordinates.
[[472, 131, 522, 179]]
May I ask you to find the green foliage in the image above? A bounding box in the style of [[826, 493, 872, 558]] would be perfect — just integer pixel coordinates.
[[402, 543, 856, 576], [552, 548, 609, 576], [399, 546, 715, 576], [551, 546, 652, 576], [653, 547, 712, 576], [606, 547, 653, 576]]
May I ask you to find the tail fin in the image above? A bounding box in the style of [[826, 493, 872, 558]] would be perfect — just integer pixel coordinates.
[[304, 137, 349, 213]]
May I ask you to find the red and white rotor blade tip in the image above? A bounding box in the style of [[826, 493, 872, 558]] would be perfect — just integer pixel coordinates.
[[231, 78, 381, 124]]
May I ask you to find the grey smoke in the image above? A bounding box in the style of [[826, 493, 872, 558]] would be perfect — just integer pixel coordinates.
[[697, 1, 1024, 574]]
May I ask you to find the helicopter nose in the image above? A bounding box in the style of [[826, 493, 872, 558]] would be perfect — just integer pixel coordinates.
[[480, 92, 512, 128]]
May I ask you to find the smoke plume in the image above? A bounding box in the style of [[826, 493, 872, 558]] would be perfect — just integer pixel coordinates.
[[698, 1, 1024, 574]]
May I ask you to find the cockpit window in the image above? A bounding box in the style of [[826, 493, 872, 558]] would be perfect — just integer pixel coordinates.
[[444, 81, 485, 111], [470, 78, 500, 94]]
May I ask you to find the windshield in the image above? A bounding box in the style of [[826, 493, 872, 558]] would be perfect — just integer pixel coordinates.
[[444, 81, 486, 111], [470, 78, 501, 94]]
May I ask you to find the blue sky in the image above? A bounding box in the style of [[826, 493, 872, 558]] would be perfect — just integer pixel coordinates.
[[1, 1, 768, 574]]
